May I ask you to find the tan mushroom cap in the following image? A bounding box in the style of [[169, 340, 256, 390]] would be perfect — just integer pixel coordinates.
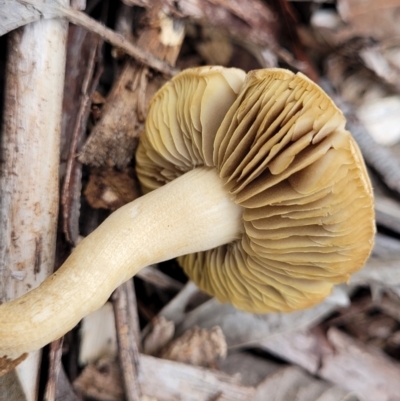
[[136, 66, 375, 314]]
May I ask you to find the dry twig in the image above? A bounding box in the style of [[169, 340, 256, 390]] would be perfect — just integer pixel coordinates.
[[112, 280, 141, 401]]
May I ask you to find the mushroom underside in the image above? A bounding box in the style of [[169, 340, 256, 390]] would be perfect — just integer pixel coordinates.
[[137, 67, 375, 313]]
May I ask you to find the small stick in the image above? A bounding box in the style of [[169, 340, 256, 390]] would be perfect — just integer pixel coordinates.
[[136, 265, 184, 292], [112, 280, 141, 401], [61, 34, 102, 244], [43, 338, 64, 401], [62, 7, 179, 77]]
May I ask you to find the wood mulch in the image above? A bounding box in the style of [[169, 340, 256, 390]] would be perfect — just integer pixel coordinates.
[[2, 1, 400, 400]]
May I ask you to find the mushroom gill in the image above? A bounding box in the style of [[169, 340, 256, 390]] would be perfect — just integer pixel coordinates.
[[137, 67, 375, 313]]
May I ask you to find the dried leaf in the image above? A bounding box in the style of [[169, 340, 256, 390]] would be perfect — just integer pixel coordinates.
[[84, 167, 140, 211], [160, 326, 227, 368], [143, 317, 175, 356], [73, 358, 124, 401]]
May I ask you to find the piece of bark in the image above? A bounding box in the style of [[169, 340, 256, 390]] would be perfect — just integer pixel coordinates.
[[80, 2, 185, 168], [261, 327, 400, 401], [160, 326, 227, 368], [255, 366, 319, 401], [253, 366, 355, 401], [55, 365, 79, 401], [260, 328, 334, 374], [0, 2, 68, 398], [113, 280, 142, 401], [79, 60, 147, 168], [138, 354, 255, 401], [329, 301, 388, 342], [79, 303, 118, 366], [219, 352, 280, 387], [74, 354, 255, 401], [320, 328, 400, 401]]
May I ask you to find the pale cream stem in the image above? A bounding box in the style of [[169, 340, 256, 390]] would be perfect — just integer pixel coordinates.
[[0, 167, 243, 360]]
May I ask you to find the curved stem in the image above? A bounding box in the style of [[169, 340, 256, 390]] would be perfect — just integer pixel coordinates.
[[0, 167, 242, 360]]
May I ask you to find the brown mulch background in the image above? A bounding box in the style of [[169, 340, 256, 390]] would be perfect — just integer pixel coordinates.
[[3, 1, 400, 400]]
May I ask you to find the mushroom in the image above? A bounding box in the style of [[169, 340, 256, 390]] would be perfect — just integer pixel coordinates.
[[0, 66, 374, 369]]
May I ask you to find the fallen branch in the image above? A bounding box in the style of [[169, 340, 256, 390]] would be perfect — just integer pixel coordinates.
[[0, 1, 68, 397]]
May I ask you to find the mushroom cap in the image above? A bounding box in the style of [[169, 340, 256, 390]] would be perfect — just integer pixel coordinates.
[[136, 66, 375, 314]]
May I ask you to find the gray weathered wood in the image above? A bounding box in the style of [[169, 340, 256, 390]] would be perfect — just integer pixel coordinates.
[[0, 2, 68, 399], [138, 354, 255, 401], [260, 328, 400, 401]]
